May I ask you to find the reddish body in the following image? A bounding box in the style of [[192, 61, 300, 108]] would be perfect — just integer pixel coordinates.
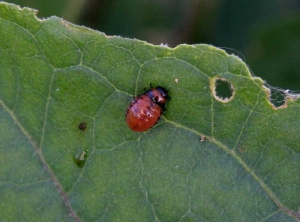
[[126, 86, 168, 132]]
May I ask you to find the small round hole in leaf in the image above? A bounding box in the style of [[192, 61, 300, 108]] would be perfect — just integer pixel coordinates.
[[213, 78, 234, 102]]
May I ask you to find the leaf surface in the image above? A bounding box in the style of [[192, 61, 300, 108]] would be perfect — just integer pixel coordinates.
[[0, 3, 300, 221]]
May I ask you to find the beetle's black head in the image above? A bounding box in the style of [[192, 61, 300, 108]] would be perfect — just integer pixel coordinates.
[[156, 86, 169, 100]]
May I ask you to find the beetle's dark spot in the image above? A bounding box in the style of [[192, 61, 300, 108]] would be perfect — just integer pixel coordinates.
[[78, 122, 87, 131]]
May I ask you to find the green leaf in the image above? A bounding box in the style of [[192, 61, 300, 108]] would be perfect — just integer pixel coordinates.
[[1, 2, 300, 221]]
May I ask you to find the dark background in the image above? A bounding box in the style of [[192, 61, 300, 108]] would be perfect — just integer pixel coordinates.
[[5, 0, 300, 91]]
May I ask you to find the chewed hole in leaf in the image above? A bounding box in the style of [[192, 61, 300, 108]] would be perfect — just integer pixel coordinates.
[[269, 88, 286, 108], [213, 78, 234, 103], [73, 149, 89, 168]]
